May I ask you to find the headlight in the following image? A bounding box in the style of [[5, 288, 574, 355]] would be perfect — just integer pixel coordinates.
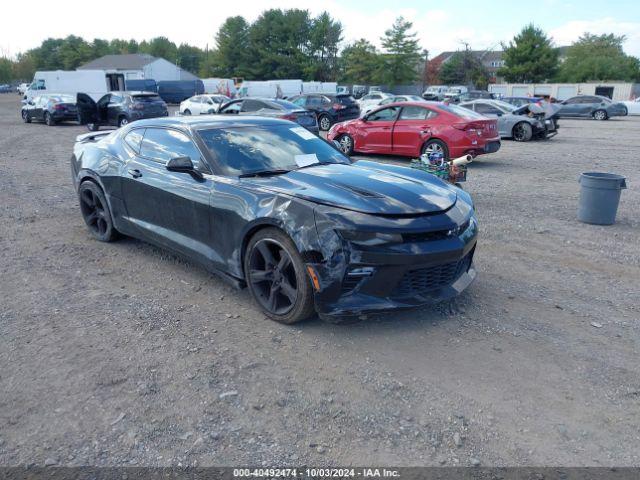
[[338, 230, 402, 246]]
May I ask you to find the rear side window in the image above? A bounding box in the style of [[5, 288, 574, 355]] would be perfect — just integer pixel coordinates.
[[439, 103, 485, 119], [335, 95, 356, 105], [140, 128, 202, 167], [124, 129, 144, 153], [241, 99, 265, 112], [399, 106, 436, 120]]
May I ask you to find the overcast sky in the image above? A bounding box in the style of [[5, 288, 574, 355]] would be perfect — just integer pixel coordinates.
[[1, 0, 639, 58]]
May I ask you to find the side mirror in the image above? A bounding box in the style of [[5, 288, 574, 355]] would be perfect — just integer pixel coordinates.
[[166, 156, 203, 180]]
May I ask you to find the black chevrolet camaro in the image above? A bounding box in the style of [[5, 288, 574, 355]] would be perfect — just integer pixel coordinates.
[[71, 116, 478, 324]]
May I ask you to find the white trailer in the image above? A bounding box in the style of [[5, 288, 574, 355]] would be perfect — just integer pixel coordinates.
[[237, 81, 278, 98], [25, 70, 125, 101], [302, 82, 337, 94], [202, 78, 236, 96]]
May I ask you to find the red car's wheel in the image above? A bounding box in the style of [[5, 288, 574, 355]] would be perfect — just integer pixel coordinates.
[[422, 139, 449, 160]]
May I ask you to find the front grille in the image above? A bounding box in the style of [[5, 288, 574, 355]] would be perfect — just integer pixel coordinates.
[[402, 220, 470, 243], [391, 251, 473, 299]]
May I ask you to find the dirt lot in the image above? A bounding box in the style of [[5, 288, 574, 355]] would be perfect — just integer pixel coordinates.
[[0, 93, 639, 467]]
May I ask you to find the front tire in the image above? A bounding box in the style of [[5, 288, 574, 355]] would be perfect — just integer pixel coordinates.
[[422, 139, 449, 160], [22, 110, 31, 123], [512, 122, 533, 142], [78, 181, 118, 242], [244, 228, 315, 324], [318, 114, 332, 131], [593, 109, 608, 121], [183, 109, 191, 115], [44, 112, 55, 126], [87, 123, 99, 131], [118, 116, 129, 128], [336, 134, 354, 156]]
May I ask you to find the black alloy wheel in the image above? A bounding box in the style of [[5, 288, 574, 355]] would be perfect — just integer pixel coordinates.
[[245, 229, 315, 324], [512, 122, 533, 142], [78, 181, 117, 242]]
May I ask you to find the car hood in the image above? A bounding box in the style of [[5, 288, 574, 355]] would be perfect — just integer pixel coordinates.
[[241, 162, 457, 215]]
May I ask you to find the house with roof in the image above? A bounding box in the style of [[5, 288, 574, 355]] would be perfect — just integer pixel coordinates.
[[428, 50, 506, 83], [78, 53, 198, 82]]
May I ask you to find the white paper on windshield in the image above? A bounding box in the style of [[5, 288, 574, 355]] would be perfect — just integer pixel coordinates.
[[294, 154, 319, 167], [290, 126, 317, 140]]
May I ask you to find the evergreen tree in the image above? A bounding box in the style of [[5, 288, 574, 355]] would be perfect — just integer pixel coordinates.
[[339, 39, 381, 84], [498, 24, 558, 82], [379, 17, 422, 86], [206, 16, 251, 78]]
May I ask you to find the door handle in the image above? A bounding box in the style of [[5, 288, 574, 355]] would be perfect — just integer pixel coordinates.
[[128, 169, 142, 178], [382, 126, 391, 130]]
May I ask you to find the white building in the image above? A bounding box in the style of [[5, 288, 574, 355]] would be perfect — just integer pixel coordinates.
[[78, 54, 198, 82], [489, 82, 640, 101]]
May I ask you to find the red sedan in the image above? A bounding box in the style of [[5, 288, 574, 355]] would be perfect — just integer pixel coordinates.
[[327, 101, 501, 159]]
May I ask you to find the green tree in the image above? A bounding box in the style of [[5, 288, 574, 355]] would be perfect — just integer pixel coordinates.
[[206, 16, 251, 78], [177, 43, 204, 75], [246, 9, 312, 79], [0, 57, 12, 83], [439, 49, 490, 88], [339, 39, 381, 84], [140, 37, 178, 61], [556, 33, 640, 82], [305, 12, 342, 81], [12, 52, 36, 81], [498, 24, 558, 82], [379, 16, 422, 86]]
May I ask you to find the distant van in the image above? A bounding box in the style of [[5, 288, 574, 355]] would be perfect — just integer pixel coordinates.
[[125, 79, 158, 93], [25, 70, 125, 102], [157, 80, 205, 103]]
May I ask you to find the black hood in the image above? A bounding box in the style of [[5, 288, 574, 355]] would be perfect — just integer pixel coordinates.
[[241, 161, 457, 215]]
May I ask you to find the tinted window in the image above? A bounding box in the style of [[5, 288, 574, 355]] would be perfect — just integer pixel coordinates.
[[124, 129, 144, 153], [399, 106, 431, 120], [198, 125, 349, 176], [307, 96, 322, 107], [110, 95, 123, 104], [140, 128, 202, 167], [564, 97, 580, 105], [132, 94, 162, 103], [241, 99, 267, 112], [334, 95, 356, 105], [291, 96, 306, 107], [368, 106, 399, 121], [474, 103, 501, 115]]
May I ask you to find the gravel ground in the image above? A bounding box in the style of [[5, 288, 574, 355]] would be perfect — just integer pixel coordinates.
[[0, 94, 638, 467]]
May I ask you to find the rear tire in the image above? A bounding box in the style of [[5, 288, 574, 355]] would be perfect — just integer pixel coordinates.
[[118, 116, 129, 128], [78, 181, 118, 242], [87, 123, 99, 131], [244, 228, 315, 324], [183, 109, 191, 115], [422, 139, 449, 160], [593, 109, 608, 121], [318, 114, 332, 131], [512, 122, 533, 142], [22, 110, 31, 123], [337, 134, 354, 156]]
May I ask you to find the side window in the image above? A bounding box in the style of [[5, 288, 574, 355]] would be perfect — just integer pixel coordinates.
[[35, 79, 46, 90], [474, 103, 499, 115], [140, 128, 203, 168], [124, 129, 144, 153], [321, 96, 332, 105], [399, 106, 429, 120], [241, 99, 263, 112], [368, 106, 399, 122], [291, 97, 306, 107], [110, 95, 123, 104], [370, 94, 381, 100], [565, 97, 579, 105], [307, 96, 322, 107]]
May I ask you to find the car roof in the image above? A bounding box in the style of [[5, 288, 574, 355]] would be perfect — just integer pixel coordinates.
[[125, 115, 294, 130]]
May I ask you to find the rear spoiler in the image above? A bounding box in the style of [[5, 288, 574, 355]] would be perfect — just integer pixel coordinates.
[[75, 131, 112, 144]]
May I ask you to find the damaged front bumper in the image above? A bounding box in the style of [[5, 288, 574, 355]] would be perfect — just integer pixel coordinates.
[[310, 202, 478, 320]]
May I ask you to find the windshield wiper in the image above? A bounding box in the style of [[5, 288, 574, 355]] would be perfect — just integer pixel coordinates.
[[295, 161, 336, 170], [238, 169, 291, 178]]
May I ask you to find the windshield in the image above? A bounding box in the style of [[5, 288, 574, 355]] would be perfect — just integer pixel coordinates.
[[439, 103, 486, 119], [197, 125, 351, 176]]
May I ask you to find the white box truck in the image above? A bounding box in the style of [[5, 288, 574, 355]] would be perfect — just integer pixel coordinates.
[[24, 70, 125, 102], [202, 78, 237, 96]]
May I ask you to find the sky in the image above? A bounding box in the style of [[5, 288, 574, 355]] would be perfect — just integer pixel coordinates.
[[1, 0, 640, 58]]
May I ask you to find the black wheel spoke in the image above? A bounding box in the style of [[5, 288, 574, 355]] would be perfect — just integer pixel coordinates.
[[86, 211, 99, 225], [280, 279, 297, 303], [267, 285, 279, 311], [277, 250, 291, 271], [250, 269, 273, 283], [257, 242, 276, 266], [81, 189, 95, 208]]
